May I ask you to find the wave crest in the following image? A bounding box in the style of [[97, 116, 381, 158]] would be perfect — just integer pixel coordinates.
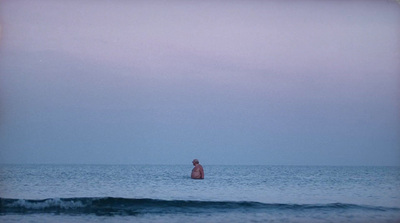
[[1, 197, 398, 216]]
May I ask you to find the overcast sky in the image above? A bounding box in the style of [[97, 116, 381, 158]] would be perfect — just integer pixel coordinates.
[[0, 0, 399, 165]]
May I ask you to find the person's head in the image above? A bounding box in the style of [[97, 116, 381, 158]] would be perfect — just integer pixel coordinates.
[[192, 159, 199, 166]]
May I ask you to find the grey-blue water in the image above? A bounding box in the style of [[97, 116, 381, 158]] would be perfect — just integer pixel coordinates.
[[1, 165, 399, 223]]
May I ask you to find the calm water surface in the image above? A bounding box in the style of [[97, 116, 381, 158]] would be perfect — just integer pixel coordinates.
[[1, 165, 399, 222]]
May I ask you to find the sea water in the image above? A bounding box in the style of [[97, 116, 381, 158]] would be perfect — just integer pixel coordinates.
[[0, 164, 399, 223]]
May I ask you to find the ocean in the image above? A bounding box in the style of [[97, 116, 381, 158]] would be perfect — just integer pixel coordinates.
[[0, 164, 399, 223]]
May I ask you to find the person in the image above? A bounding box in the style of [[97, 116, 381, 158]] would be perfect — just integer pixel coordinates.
[[191, 159, 204, 179]]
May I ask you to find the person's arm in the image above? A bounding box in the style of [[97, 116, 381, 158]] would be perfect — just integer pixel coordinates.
[[200, 166, 204, 179]]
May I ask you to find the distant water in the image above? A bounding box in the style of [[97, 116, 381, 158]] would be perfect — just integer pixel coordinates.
[[1, 165, 399, 223]]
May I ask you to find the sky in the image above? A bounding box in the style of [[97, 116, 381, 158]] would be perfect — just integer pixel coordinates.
[[0, 0, 399, 165]]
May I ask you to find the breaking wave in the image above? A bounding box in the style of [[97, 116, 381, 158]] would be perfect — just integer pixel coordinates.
[[1, 197, 398, 216]]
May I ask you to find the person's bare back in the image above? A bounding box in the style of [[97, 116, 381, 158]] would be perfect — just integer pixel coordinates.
[[191, 159, 204, 179]]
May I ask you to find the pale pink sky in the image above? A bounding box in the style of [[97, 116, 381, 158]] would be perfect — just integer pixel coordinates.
[[0, 0, 399, 165]]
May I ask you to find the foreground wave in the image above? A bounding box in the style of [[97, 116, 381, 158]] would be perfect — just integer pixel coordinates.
[[1, 197, 398, 216]]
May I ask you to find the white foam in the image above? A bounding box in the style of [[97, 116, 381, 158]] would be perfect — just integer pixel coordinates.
[[9, 198, 86, 210]]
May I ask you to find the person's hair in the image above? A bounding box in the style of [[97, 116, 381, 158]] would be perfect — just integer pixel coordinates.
[[193, 159, 199, 164]]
